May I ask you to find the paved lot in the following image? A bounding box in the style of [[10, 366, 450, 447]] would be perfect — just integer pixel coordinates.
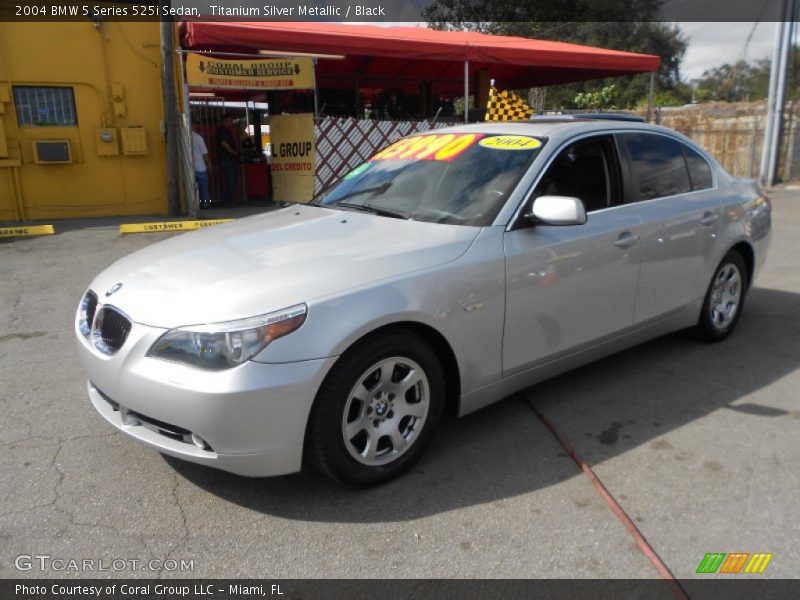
[[1, 191, 798, 581]]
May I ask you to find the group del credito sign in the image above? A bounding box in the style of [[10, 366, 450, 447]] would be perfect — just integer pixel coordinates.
[[185, 53, 315, 90], [270, 113, 316, 203]]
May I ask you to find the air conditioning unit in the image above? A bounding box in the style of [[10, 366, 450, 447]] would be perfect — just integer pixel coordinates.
[[32, 139, 72, 164]]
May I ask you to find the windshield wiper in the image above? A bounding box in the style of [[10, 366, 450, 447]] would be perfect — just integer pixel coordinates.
[[320, 183, 390, 206], [335, 202, 411, 220], [318, 182, 409, 219]]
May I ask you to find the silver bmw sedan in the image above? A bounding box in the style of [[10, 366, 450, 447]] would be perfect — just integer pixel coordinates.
[[75, 118, 772, 486]]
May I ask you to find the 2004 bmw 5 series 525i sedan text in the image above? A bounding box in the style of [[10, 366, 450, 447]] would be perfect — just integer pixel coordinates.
[[75, 118, 771, 486]]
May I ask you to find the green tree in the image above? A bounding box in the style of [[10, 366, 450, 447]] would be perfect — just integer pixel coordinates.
[[423, 1, 689, 109], [574, 85, 619, 109], [691, 50, 800, 103], [692, 60, 767, 102]]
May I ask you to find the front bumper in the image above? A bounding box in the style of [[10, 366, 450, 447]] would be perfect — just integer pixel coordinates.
[[77, 319, 337, 477]]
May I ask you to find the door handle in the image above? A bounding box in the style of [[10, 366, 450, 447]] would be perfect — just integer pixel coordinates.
[[614, 232, 640, 249], [700, 212, 720, 227]]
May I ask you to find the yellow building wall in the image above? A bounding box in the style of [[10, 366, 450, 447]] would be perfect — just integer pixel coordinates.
[[0, 22, 168, 221]]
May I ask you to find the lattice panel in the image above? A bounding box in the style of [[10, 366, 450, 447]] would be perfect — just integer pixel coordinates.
[[314, 117, 451, 194]]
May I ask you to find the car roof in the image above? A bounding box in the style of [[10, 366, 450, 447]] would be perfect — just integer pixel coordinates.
[[428, 118, 684, 141]]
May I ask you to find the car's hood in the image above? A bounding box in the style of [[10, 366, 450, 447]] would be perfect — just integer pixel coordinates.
[[89, 205, 480, 328]]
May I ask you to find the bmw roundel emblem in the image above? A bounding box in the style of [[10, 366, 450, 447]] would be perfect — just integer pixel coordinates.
[[105, 282, 123, 297]]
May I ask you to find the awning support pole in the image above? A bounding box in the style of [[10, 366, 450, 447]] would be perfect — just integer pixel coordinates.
[[464, 60, 469, 123], [178, 49, 197, 219], [313, 58, 320, 118], [646, 71, 655, 123], [160, 18, 181, 216]]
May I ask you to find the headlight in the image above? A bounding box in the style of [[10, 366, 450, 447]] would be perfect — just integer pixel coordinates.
[[77, 290, 98, 338], [147, 304, 307, 370]]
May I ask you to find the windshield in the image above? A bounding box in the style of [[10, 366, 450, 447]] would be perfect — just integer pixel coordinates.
[[313, 133, 544, 226]]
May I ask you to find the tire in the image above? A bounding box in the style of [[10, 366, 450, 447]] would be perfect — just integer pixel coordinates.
[[697, 250, 749, 342], [306, 331, 445, 486]]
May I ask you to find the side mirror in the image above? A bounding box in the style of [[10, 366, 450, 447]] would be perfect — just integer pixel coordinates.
[[526, 195, 587, 226]]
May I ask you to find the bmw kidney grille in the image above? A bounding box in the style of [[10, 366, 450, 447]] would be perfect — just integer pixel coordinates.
[[91, 305, 132, 355]]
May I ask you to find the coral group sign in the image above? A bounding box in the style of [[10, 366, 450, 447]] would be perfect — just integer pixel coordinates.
[[186, 53, 314, 90]]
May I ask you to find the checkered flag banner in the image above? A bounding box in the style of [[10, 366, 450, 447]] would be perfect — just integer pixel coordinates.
[[485, 87, 534, 121]]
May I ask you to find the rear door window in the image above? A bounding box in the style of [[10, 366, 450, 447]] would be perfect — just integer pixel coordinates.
[[682, 144, 714, 191], [622, 133, 692, 201]]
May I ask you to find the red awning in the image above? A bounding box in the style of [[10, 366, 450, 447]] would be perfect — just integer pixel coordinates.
[[181, 22, 659, 94]]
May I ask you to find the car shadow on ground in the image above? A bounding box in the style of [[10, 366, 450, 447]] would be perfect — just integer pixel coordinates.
[[165, 286, 800, 522]]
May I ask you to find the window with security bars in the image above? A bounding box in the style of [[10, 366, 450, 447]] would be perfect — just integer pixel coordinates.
[[13, 86, 78, 127]]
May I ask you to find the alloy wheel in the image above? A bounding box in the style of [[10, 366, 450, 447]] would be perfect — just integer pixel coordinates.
[[709, 263, 742, 330], [341, 357, 430, 466]]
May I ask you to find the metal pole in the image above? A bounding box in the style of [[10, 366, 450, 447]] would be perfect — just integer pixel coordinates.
[[646, 71, 655, 123], [313, 58, 320, 118], [241, 96, 250, 203], [160, 15, 181, 216], [761, 20, 785, 184], [178, 51, 197, 219], [464, 60, 469, 123], [768, 1, 795, 185]]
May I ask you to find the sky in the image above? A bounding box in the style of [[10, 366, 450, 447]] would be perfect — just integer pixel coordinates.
[[679, 22, 777, 81]]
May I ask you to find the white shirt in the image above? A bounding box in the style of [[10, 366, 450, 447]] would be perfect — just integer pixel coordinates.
[[191, 131, 208, 173]]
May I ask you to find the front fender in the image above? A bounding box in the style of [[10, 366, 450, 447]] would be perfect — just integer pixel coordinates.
[[252, 227, 507, 396]]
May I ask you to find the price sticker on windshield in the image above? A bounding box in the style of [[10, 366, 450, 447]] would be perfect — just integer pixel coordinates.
[[479, 135, 542, 150], [371, 133, 483, 162]]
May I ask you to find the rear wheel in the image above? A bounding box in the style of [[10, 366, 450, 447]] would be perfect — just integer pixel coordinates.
[[697, 251, 748, 341], [306, 331, 445, 486]]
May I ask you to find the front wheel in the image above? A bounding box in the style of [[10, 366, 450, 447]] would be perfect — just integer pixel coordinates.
[[306, 331, 445, 486], [697, 251, 748, 341]]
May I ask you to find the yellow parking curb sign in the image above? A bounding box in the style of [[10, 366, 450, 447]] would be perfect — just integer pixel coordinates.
[[119, 219, 234, 234], [0, 224, 55, 238]]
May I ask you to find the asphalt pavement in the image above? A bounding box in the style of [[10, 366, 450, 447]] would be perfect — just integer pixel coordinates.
[[1, 190, 798, 582]]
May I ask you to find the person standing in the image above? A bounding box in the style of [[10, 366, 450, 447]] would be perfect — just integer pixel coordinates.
[[216, 114, 239, 204], [191, 121, 212, 209]]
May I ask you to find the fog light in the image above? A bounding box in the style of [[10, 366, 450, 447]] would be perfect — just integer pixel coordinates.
[[191, 433, 210, 450]]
